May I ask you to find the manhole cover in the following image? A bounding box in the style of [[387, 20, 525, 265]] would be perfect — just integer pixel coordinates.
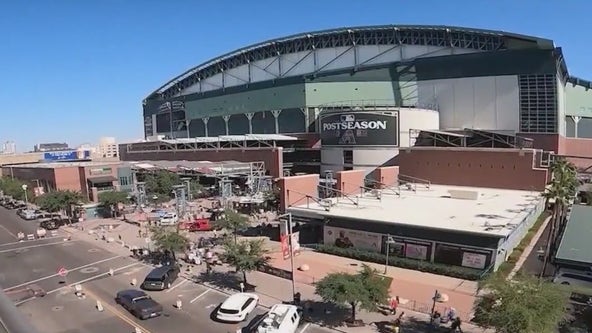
[[88, 249, 100, 253], [14, 249, 29, 254], [79, 267, 99, 274], [52, 306, 64, 312]]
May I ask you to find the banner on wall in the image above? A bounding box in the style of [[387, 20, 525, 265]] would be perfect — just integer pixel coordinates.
[[405, 243, 429, 260], [324, 226, 382, 252], [280, 220, 301, 260], [461, 252, 487, 269]]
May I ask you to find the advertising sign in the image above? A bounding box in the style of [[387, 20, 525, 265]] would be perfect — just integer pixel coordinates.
[[461, 252, 487, 269], [43, 150, 90, 161], [324, 226, 383, 252], [320, 111, 399, 146], [280, 221, 301, 259]]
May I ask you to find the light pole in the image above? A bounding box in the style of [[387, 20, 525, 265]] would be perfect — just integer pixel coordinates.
[[384, 234, 396, 274], [21, 184, 28, 206], [278, 212, 296, 301]]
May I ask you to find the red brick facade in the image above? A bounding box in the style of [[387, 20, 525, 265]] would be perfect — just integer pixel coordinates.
[[397, 148, 549, 191]]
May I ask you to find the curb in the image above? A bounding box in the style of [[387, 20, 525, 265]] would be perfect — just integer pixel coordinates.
[[507, 215, 552, 280]]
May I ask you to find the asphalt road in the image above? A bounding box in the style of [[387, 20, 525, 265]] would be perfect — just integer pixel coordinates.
[[0, 207, 328, 333]]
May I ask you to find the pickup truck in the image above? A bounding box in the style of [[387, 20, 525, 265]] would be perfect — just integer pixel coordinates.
[[115, 289, 163, 320]]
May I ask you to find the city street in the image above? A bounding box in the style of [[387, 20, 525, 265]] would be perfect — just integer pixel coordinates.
[[0, 207, 326, 333]]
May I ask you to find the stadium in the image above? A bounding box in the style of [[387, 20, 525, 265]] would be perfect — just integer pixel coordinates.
[[125, 25, 592, 178]]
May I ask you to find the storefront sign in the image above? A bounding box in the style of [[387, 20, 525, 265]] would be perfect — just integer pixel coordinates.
[[89, 167, 112, 176], [461, 252, 487, 269], [320, 111, 399, 146], [324, 226, 382, 252]]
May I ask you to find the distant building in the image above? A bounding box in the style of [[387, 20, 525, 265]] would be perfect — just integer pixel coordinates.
[[97, 137, 119, 158], [34, 142, 69, 152], [0, 141, 16, 155]]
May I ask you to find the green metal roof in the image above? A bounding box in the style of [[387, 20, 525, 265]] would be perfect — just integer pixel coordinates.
[[146, 24, 556, 100], [555, 205, 592, 264]]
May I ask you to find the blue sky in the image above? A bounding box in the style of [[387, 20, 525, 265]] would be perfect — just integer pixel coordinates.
[[1, 0, 591, 151]]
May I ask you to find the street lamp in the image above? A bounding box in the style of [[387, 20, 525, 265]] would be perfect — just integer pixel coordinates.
[[384, 234, 396, 274], [21, 184, 28, 206], [278, 212, 297, 301]]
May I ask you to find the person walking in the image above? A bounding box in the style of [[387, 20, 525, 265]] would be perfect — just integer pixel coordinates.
[[389, 296, 399, 315], [450, 317, 463, 332]]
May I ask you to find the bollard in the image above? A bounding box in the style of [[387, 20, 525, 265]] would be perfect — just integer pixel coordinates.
[[74, 284, 82, 293], [108, 268, 114, 276], [121, 241, 125, 247], [131, 278, 137, 286], [135, 327, 142, 333], [239, 282, 245, 293], [176, 298, 182, 309], [96, 300, 104, 312]]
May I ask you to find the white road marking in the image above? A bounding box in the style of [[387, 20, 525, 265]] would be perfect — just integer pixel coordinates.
[[45, 262, 141, 295], [3, 255, 122, 290], [0, 225, 17, 239], [205, 303, 217, 309], [0, 236, 62, 247], [298, 323, 311, 333], [0, 240, 78, 253], [165, 279, 189, 293], [190, 289, 210, 303]]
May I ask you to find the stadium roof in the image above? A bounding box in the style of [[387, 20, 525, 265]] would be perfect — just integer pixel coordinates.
[[147, 25, 555, 100]]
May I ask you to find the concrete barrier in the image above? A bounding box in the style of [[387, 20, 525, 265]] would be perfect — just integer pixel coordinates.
[[26, 234, 35, 241], [50, 230, 58, 237], [96, 301, 104, 312]]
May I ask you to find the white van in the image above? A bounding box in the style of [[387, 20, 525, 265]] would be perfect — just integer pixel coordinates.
[[256, 304, 301, 333], [553, 268, 592, 288], [159, 213, 178, 226]]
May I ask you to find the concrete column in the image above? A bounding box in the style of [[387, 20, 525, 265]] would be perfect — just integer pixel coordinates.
[[572, 116, 581, 138], [245, 113, 254, 134], [202, 117, 209, 137], [223, 115, 231, 135], [300, 108, 309, 133], [271, 110, 282, 134]]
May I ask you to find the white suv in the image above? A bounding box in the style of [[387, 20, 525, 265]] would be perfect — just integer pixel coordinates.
[[158, 213, 178, 226], [553, 269, 592, 288], [216, 293, 259, 322]]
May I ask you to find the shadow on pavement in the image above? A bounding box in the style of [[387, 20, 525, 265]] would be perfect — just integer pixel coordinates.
[[300, 300, 350, 328], [401, 317, 453, 333], [193, 271, 244, 292]]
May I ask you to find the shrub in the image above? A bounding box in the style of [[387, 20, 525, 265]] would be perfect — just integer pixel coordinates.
[[310, 244, 483, 280]]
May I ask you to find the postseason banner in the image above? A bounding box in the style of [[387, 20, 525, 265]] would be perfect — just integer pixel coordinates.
[[320, 111, 399, 146]]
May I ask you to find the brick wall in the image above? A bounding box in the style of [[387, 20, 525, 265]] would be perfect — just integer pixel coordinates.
[[375, 166, 399, 187], [277, 174, 320, 212], [335, 170, 365, 196], [398, 148, 548, 191]]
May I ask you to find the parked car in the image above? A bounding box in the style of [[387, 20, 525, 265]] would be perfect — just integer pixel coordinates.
[[216, 293, 260, 322], [115, 289, 163, 320], [553, 269, 592, 288], [18, 209, 37, 220], [158, 213, 178, 226], [40, 219, 63, 230], [140, 265, 180, 291]]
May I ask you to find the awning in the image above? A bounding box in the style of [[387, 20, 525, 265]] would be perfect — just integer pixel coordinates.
[[88, 176, 117, 184]]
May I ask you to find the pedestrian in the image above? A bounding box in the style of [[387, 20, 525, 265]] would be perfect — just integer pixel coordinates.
[[389, 296, 399, 315], [137, 229, 142, 238], [450, 317, 463, 332]]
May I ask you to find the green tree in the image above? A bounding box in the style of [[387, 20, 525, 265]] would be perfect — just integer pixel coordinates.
[[98, 191, 130, 217], [474, 275, 568, 333], [36, 190, 83, 217], [315, 265, 389, 323], [220, 238, 269, 286], [541, 159, 579, 276], [144, 171, 180, 199], [0, 177, 32, 201], [189, 179, 204, 199], [150, 227, 189, 261], [213, 209, 250, 242]]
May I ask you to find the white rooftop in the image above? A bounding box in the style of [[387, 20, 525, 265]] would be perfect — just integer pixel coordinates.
[[288, 185, 543, 237], [4, 161, 121, 169]]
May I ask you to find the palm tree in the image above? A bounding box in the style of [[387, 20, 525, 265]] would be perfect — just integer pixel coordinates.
[[540, 158, 578, 278]]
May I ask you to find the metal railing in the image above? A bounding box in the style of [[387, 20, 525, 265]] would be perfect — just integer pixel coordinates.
[[0, 289, 41, 333]]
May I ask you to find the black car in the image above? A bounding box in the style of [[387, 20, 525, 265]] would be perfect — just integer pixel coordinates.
[[115, 289, 163, 320], [141, 265, 180, 291], [40, 219, 62, 230]]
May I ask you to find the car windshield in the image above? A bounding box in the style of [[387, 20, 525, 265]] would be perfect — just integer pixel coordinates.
[[132, 295, 150, 302], [219, 308, 240, 314], [144, 276, 164, 282]]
